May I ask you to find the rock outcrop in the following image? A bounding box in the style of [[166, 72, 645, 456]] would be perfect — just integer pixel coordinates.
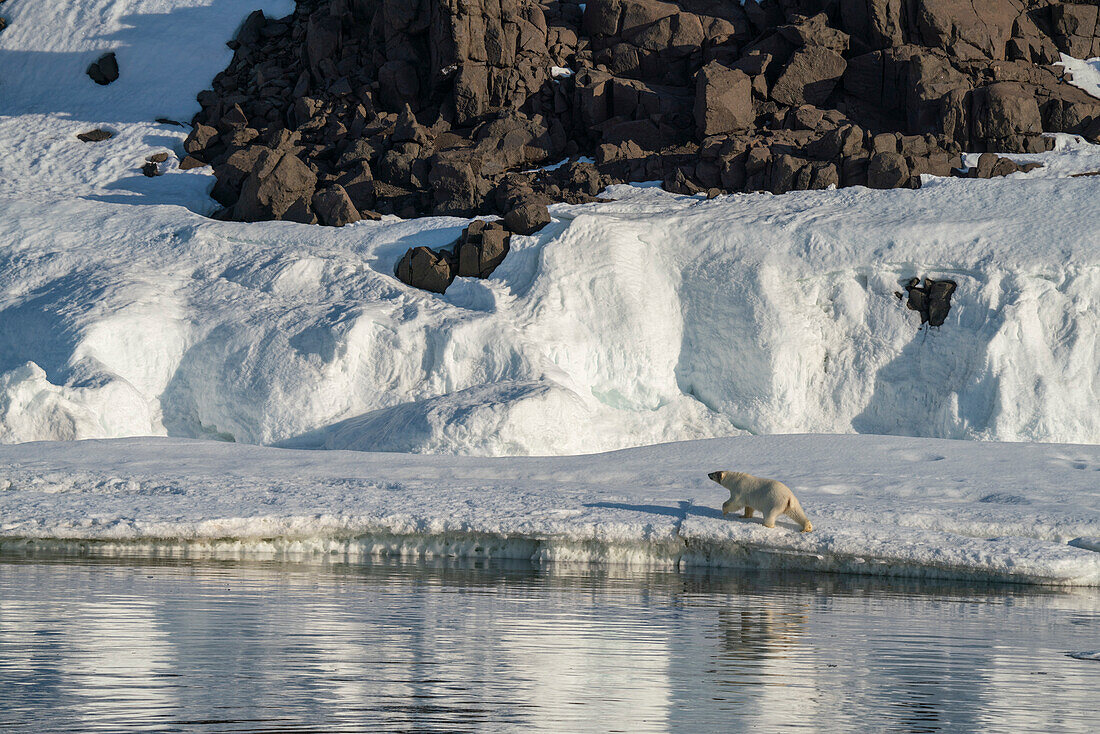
[[181, 0, 1100, 229], [394, 219, 513, 293]]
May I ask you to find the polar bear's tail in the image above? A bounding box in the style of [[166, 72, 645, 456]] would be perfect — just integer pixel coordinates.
[[784, 497, 813, 532]]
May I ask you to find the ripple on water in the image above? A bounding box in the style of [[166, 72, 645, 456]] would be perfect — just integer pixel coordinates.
[[0, 557, 1097, 733]]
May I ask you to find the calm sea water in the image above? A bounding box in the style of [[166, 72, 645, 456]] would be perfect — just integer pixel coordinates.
[[0, 557, 1096, 733]]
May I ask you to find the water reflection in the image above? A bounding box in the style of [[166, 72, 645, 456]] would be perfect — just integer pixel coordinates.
[[0, 558, 1096, 733]]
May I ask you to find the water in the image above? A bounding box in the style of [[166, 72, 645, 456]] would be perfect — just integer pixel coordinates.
[[0, 557, 1097, 733]]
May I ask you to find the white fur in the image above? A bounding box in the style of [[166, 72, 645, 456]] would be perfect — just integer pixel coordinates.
[[708, 470, 813, 532]]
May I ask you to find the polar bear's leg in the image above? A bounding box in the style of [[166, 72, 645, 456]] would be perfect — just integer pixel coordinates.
[[722, 499, 735, 515], [762, 509, 780, 528], [743, 507, 754, 518]]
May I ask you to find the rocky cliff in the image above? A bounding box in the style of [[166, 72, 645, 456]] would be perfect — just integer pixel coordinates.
[[183, 0, 1100, 229]]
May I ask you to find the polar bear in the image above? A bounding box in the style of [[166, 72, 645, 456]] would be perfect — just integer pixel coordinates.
[[708, 471, 813, 532]]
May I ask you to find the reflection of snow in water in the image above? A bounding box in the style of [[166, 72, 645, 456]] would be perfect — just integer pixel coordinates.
[[0, 592, 178, 728], [501, 615, 671, 729], [1, 561, 1099, 732]]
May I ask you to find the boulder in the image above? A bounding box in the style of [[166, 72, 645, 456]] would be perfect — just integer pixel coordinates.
[[503, 201, 551, 235], [304, 14, 341, 80], [184, 124, 219, 154], [768, 154, 811, 194], [971, 151, 997, 178], [429, 156, 484, 215], [771, 47, 846, 107], [234, 150, 318, 222], [211, 145, 269, 206], [477, 223, 511, 277], [1050, 3, 1098, 58], [86, 52, 119, 85], [454, 220, 512, 278], [311, 185, 361, 227], [837, 0, 905, 51], [867, 151, 910, 189], [394, 246, 455, 294], [971, 83, 1042, 147], [336, 161, 375, 208], [457, 240, 481, 278], [76, 129, 113, 143], [694, 62, 754, 138], [378, 61, 419, 111], [912, 0, 1017, 60], [904, 277, 956, 327]]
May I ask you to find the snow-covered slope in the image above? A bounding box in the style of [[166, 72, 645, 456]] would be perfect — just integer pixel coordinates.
[[1, 1, 1099, 455], [2, 435, 1098, 585], [4, 166, 1100, 453]]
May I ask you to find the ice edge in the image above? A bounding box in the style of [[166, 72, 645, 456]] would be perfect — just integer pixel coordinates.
[[3, 529, 1097, 587]]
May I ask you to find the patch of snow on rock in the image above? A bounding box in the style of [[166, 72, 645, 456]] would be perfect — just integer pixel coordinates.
[[1056, 55, 1100, 100]]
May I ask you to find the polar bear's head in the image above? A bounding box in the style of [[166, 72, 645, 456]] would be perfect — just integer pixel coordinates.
[[707, 470, 728, 484]]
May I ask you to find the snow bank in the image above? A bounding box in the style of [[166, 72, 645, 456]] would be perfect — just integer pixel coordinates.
[[0, 1, 1099, 455], [2, 435, 1098, 585], [4, 159, 1100, 453]]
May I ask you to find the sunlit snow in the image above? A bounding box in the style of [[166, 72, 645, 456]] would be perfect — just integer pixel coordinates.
[[0, 0, 1098, 584]]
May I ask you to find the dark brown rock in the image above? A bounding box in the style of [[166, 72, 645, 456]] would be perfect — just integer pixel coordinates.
[[503, 201, 551, 235], [179, 155, 207, 170], [989, 157, 1018, 178], [913, 0, 1016, 60], [972, 151, 999, 179], [311, 185, 360, 226], [86, 52, 119, 86], [394, 246, 455, 294], [904, 277, 956, 327], [694, 62, 754, 138], [234, 149, 318, 222], [972, 83, 1042, 147], [428, 156, 484, 215], [336, 161, 376, 209], [478, 223, 511, 277], [184, 124, 219, 155], [771, 47, 846, 107], [76, 129, 113, 143], [457, 241, 481, 277], [211, 146, 269, 206], [867, 151, 910, 189], [184, 0, 1097, 221]]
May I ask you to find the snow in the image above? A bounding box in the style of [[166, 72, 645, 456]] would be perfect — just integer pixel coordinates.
[[1056, 55, 1100, 101], [1, 0, 1099, 454], [1, 434, 1098, 585], [3, 152, 1100, 452], [523, 155, 594, 173], [0, 0, 1098, 585]]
